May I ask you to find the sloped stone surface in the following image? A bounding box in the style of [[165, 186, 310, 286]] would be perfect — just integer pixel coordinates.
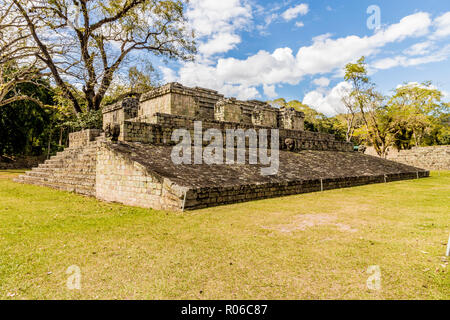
[[106, 142, 429, 210], [14, 138, 429, 211], [109, 142, 427, 188]]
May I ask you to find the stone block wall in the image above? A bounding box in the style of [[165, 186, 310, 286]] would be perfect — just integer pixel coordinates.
[[108, 83, 305, 131], [139, 82, 224, 121], [102, 97, 139, 130], [120, 113, 353, 152], [278, 107, 305, 131], [365, 145, 450, 170], [96, 145, 184, 210], [214, 99, 243, 123], [69, 129, 102, 148], [214, 98, 279, 127], [183, 171, 429, 210], [139, 93, 172, 120], [251, 106, 278, 128]]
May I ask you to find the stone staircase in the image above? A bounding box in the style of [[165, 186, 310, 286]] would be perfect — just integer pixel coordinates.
[[14, 135, 105, 196]]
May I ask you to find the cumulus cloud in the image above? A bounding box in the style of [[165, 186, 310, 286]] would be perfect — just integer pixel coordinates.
[[186, 0, 252, 58], [312, 77, 330, 87], [303, 82, 352, 116], [296, 12, 432, 74], [403, 41, 434, 56], [162, 11, 446, 101], [263, 84, 278, 98], [432, 12, 450, 39], [198, 33, 241, 56], [282, 4, 309, 21], [373, 44, 450, 70], [221, 84, 260, 100], [160, 67, 177, 83], [172, 48, 299, 99]]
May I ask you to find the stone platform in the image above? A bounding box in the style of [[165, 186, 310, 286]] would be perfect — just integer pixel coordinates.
[[14, 82, 430, 211], [95, 142, 429, 210], [15, 136, 429, 211]]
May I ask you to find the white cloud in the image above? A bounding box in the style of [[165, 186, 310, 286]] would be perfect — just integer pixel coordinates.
[[221, 84, 260, 100], [432, 12, 450, 39], [312, 77, 330, 87], [186, 0, 252, 57], [303, 82, 352, 116], [296, 12, 432, 74], [263, 84, 278, 98], [295, 21, 305, 28], [160, 67, 177, 83], [373, 44, 450, 70], [163, 12, 439, 101], [403, 41, 433, 56], [282, 4, 309, 21], [171, 48, 299, 100], [198, 33, 241, 56]]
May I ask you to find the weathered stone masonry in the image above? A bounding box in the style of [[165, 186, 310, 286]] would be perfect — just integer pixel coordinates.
[[365, 145, 450, 171], [96, 144, 185, 210], [15, 82, 430, 211]]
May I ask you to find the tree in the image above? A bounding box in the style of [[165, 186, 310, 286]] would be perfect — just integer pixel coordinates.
[[0, 77, 56, 156], [12, 0, 196, 114], [339, 86, 358, 142], [387, 82, 444, 148], [344, 57, 391, 157], [103, 64, 160, 105], [0, 1, 49, 107]]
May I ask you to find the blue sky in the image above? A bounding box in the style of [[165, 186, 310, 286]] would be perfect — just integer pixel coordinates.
[[157, 0, 450, 115]]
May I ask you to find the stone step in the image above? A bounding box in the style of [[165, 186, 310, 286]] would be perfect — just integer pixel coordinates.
[[16, 138, 100, 197], [17, 174, 95, 189], [39, 153, 97, 166], [26, 170, 95, 181], [29, 169, 96, 178], [15, 178, 95, 196]]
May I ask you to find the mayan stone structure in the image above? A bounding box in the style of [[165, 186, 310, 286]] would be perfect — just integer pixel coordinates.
[[365, 145, 450, 171], [15, 82, 430, 211]]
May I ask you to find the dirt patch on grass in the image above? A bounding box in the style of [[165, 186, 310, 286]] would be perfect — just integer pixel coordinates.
[[264, 214, 358, 233]]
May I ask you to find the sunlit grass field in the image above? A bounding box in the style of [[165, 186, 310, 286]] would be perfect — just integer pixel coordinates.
[[0, 169, 448, 299]]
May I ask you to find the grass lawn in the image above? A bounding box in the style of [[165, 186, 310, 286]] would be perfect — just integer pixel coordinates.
[[0, 169, 448, 300]]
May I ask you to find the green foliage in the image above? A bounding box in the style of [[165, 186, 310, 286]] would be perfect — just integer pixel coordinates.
[[63, 110, 103, 131], [12, 0, 197, 113], [386, 82, 447, 148], [344, 56, 370, 85], [0, 78, 56, 156], [103, 65, 161, 106]]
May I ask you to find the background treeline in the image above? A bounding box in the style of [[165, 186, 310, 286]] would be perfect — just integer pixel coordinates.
[[270, 57, 449, 156]]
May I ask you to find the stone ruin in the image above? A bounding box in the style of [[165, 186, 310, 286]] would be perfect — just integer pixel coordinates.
[[15, 82, 429, 211]]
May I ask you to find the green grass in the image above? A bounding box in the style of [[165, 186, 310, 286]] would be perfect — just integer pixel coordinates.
[[0, 169, 449, 300]]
